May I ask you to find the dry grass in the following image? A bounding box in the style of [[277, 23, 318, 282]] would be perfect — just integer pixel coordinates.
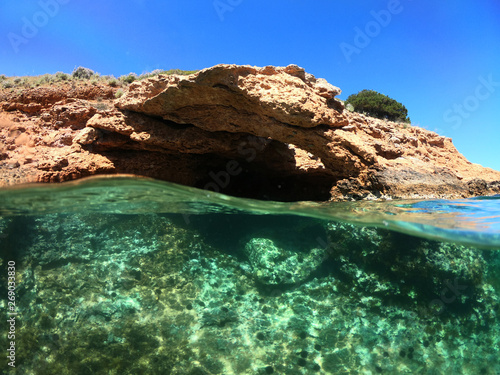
[[0, 68, 199, 92]]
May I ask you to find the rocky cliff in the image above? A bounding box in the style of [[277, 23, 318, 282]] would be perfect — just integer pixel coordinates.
[[1, 64, 499, 201]]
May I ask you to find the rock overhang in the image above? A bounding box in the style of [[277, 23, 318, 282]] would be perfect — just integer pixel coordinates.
[[1, 64, 500, 201]]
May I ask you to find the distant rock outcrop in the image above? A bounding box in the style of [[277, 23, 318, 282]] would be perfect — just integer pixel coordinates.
[[1, 64, 499, 201]]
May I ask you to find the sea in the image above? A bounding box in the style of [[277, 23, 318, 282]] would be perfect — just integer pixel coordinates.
[[1, 176, 499, 374]]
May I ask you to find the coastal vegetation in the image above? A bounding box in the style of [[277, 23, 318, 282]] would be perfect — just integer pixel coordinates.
[[346, 89, 411, 123], [0, 67, 198, 91]]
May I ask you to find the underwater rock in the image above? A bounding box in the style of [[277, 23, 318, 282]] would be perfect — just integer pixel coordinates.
[[201, 306, 238, 327], [243, 237, 326, 285], [325, 222, 496, 320]]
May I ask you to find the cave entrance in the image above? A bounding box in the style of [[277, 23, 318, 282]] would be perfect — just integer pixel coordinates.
[[194, 158, 335, 202]]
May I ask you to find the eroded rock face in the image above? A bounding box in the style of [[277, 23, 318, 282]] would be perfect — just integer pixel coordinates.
[[1, 64, 500, 201], [117, 64, 347, 130]]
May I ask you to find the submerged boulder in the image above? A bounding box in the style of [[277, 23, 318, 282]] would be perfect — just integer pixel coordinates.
[[325, 222, 496, 321], [243, 237, 326, 285]]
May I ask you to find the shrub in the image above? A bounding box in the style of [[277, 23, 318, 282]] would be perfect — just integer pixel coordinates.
[[115, 89, 124, 99], [108, 79, 119, 87], [55, 72, 69, 81], [94, 97, 109, 111], [120, 73, 137, 84], [138, 69, 164, 80], [36, 74, 55, 85], [72, 66, 95, 80], [345, 89, 411, 123], [0, 75, 6, 81], [2, 81, 13, 89]]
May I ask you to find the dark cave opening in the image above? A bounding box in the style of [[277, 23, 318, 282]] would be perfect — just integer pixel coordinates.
[[193, 158, 335, 202], [100, 148, 337, 202]]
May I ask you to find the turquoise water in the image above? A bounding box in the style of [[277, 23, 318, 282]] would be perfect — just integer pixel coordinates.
[[1, 176, 500, 374]]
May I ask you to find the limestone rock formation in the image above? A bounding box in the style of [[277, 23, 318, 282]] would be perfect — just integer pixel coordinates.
[[1, 64, 499, 201]]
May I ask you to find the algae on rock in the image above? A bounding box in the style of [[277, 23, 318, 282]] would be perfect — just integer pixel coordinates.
[[243, 237, 326, 285]]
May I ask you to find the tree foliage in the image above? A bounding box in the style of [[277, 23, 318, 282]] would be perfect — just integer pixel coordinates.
[[345, 90, 411, 123]]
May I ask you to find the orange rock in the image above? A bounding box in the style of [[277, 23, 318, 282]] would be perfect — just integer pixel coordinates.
[[1, 65, 499, 201]]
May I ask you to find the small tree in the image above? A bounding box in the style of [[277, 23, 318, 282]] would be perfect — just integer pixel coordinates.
[[345, 90, 411, 123], [120, 73, 137, 84]]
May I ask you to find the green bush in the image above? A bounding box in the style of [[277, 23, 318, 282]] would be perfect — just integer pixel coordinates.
[[115, 89, 124, 99], [37, 74, 55, 85], [55, 72, 69, 81], [120, 73, 137, 84], [345, 89, 411, 123], [108, 79, 119, 87], [72, 66, 95, 80]]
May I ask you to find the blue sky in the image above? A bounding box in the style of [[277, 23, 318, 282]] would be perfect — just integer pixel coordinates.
[[1, 0, 499, 171]]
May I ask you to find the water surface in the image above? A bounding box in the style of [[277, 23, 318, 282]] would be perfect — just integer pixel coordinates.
[[1, 176, 499, 248]]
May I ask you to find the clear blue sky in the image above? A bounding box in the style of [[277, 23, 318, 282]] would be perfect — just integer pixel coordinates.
[[1, 1, 499, 170]]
